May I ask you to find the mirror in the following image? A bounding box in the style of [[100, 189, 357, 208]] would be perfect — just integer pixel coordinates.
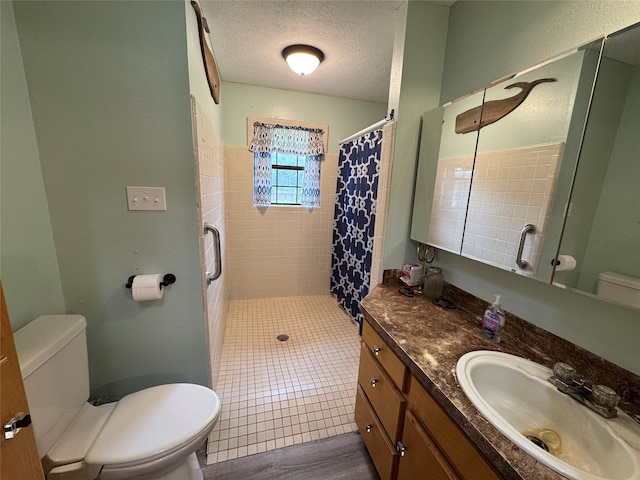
[[411, 93, 482, 254], [411, 36, 606, 283], [461, 42, 603, 282], [553, 22, 640, 311]]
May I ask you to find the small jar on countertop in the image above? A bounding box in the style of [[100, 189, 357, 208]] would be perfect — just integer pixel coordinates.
[[423, 267, 443, 300]]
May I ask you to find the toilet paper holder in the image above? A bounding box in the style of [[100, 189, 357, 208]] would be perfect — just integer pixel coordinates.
[[125, 274, 176, 290]]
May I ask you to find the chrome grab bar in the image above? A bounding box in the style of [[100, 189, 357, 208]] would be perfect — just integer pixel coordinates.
[[204, 222, 222, 283], [515, 224, 536, 269]]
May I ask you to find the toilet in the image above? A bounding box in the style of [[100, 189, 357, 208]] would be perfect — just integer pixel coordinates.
[[14, 315, 221, 480], [597, 271, 640, 309]]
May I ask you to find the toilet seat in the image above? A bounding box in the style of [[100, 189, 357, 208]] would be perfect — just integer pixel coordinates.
[[85, 383, 220, 468]]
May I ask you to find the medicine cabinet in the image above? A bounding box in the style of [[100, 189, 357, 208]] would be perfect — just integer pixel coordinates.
[[411, 36, 605, 284], [412, 21, 640, 311]]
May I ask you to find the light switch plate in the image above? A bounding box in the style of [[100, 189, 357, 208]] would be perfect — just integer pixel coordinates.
[[126, 186, 166, 211]]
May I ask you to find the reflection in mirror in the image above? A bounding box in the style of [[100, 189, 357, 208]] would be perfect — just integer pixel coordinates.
[[460, 45, 601, 282], [411, 36, 606, 285], [554, 22, 640, 311], [411, 92, 483, 252], [411, 107, 444, 245], [428, 93, 484, 253]]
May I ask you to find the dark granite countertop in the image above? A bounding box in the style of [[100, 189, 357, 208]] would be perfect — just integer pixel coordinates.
[[360, 282, 640, 480]]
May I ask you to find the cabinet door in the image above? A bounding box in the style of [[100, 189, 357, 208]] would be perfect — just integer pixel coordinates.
[[355, 386, 397, 480], [1, 282, 44, 479], [397, 410, 459, 480], [407, 376, 500, 480]]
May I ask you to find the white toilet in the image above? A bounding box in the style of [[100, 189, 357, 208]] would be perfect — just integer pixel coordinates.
[[597, 271, 640, 309], [14, 315, 221, 480]]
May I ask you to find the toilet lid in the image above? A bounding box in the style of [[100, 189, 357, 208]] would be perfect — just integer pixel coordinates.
[[85, 383, 220, 466]]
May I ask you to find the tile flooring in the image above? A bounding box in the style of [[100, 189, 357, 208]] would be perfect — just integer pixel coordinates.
[[206, 295, 361, 464]]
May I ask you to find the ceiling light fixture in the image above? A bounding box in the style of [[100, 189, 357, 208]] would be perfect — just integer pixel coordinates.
[[282, 44, 324, 76]]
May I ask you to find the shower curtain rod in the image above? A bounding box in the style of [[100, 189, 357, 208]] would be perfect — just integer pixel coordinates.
[[338, 110, 395, 145]]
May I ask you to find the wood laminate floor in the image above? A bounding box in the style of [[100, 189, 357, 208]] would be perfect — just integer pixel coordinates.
[[198, 431, 379, 480]]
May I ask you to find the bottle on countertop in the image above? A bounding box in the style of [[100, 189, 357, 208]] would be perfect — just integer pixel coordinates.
[[482, 294, 505, 342]]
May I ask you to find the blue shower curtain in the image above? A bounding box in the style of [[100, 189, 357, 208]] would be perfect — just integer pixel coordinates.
[[330, 129, 383, 334]]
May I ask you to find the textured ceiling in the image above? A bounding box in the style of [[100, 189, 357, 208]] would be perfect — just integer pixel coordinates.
[[199, 0, 406, 103]]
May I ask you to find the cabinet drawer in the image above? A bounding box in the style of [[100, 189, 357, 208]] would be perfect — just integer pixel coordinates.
[[407, 375, 501, 480], [358, 343, 405, 441], [397, 410, 459, 480], [362, 322, 408, 391], [355, 386, 397, 480]]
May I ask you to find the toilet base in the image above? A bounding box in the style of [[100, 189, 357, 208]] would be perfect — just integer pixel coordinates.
[[98, 452, 203, 480], [158, 453, 203, 480]]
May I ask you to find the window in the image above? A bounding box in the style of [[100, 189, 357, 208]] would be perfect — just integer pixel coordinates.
[[249, 121, 325, 208], [271, 153, 308, 205]]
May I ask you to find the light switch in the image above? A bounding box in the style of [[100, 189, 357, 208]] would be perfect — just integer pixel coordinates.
[[126, 186, 167, 211]]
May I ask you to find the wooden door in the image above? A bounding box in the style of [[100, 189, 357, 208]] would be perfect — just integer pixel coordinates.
[[396, 410, 459, 480], [1, 282, 44, 480]]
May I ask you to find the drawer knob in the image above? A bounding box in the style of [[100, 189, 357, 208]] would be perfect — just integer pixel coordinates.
[[370, 378, 378, 388], [365, 423, 373, 433], [396, 441, 408, 456], [373, 346, 381, 356]]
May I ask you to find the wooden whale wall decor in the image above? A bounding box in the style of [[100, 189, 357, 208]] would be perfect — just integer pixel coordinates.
[[455, 78, 557, 134]]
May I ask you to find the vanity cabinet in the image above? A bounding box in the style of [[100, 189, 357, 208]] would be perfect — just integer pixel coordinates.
[[356, 322, 501, 480]]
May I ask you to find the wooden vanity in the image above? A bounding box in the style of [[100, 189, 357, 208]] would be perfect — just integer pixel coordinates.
[[356, 322, 500, 479], [356, 283, 640, 480]]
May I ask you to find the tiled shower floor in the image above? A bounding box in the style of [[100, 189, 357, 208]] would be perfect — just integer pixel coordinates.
[[206, 295, 361, 464]]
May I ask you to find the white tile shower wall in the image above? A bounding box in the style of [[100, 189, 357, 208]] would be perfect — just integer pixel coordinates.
[[224, 146, 339, 300], [428, 155, 474, 254], [370, 121, 397, 289], [193, 98, 229, 389], [462, 142, 563, 275]]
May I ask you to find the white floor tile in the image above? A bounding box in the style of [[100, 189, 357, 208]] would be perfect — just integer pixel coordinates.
[[206, 295, 360, 464]]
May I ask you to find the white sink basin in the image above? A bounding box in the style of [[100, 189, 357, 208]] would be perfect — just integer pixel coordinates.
[[456, 350, 640, 480]]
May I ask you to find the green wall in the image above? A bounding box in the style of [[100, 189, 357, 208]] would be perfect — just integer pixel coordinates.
[[5, 0, 638, 400], [383, 1, 450, 268], [440, 1, 640, 104], [428, 1, 640, 374], [11, 0, 209, 398], [1, 2, 65, 326], [5, 0, 385, 399], [220, 82, 386, 152]]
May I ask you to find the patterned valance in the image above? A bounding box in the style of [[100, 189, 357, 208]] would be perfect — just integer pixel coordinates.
[[249, 122, 324, 156]]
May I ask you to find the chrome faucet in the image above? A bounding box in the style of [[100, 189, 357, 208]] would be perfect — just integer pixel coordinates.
[[548, 362, 620, 419]]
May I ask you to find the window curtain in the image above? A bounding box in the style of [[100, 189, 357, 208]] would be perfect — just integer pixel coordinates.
[[249, 122, 324, 207], [330, 129, 383, 334]]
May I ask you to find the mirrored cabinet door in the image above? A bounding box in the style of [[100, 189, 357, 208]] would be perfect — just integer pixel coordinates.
[[553, 22, 640, 311], [411, 106, 445, 246], [428, 93, 483, 254], [411, 92, 483, 254], [460, 44, 601, 282]]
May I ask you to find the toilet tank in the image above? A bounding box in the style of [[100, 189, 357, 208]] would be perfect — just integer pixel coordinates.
[[597, 271, 640, 309], [14, 315, 90, 457]]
